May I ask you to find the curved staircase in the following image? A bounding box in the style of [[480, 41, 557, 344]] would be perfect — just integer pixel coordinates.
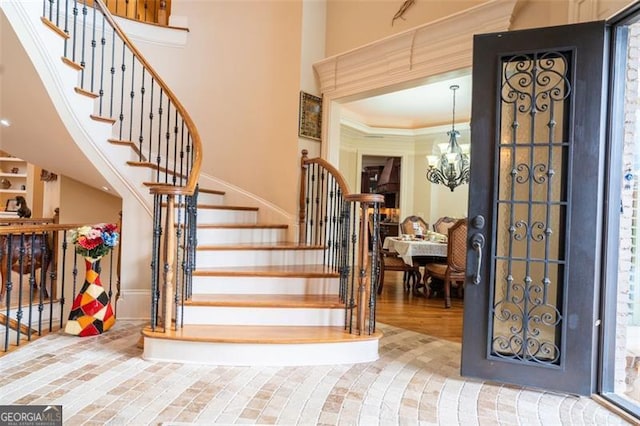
[[3, 0, 383, 366]]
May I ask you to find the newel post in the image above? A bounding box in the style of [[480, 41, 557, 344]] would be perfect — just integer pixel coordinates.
[[163, 194, 176, 332], [299, 150, 309, 244], [347, 193, 383, 334]]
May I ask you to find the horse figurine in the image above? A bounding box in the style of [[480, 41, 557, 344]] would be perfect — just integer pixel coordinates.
[[0, 233, 52, 303]]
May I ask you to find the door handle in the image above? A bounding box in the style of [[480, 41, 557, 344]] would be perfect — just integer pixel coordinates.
[[471, 233, 485, 285]]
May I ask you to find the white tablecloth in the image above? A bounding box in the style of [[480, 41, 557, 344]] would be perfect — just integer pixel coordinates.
[[383, 237, 447, 266]]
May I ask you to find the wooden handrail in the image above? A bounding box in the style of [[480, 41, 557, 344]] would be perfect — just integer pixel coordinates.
[[300, 149, 351, 195]]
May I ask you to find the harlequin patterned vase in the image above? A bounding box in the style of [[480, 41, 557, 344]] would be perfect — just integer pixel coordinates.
[[64, 257, 115, 336]]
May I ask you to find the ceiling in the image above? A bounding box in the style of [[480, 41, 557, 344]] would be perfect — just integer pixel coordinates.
[[340, 73, 472, 131]]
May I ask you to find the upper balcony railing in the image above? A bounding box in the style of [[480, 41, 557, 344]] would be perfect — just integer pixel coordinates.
[[102, 0, 171, 26]]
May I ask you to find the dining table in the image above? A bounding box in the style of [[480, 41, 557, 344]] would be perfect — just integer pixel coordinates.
[[382, 235, 448, 296], [382, 236, 448, 266]]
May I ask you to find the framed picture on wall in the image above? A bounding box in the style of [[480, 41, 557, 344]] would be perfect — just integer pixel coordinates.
[[5, 198, 18, 212], [298, 91, 322, 141]]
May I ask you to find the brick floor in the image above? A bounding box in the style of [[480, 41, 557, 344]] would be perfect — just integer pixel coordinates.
[[0, 320, 633, 425]]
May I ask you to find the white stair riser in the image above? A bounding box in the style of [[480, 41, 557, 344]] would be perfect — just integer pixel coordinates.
[[197, 228, 286, 245], [197, 192, 225, 205], [196, 249, 324, 267], [143, 338, 379, 366], [196, 209, 257, 224], [182, 306, 345, 326], [192, 276, 340, 295], [142, 338, 378, 366]]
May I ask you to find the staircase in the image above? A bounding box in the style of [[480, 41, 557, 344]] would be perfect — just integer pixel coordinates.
[[2, 0, 383, 366], [141, 187, 381, 366]]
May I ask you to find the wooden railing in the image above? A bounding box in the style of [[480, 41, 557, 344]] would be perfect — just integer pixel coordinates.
[[40, 0, 202, 334], [0, 214, 121, 352], [101, 0, 172, 26], [299, 150, 383, 335]]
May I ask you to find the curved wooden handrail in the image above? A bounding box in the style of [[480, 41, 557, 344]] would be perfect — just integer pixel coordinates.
[[300, 149, 351, 195], [0, 223, 115, 235], [94, 0, 202, 196]]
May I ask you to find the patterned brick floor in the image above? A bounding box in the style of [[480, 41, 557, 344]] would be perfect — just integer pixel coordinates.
[[0, 320, 633, 425]]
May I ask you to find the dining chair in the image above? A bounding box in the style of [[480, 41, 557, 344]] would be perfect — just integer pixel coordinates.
[[370, 217, 421, 295], [376, 237, 422, 294], [399, 215, 429, 237], [423, 218, 468, 308], [432, 216, 458, 235]]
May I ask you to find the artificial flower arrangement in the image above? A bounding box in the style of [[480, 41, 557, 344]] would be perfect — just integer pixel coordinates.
[[70, 223, 119, 260]]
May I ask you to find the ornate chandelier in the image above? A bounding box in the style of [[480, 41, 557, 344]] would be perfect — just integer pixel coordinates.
[[426, 84, 470, 192]]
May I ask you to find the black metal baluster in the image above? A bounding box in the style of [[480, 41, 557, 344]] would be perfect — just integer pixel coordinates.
[[173, 108, 179, 185], [186, 132, 192, 181], [79, 0, 87, 89], [44, 231, 54, 333], [109, 26, 116, 118], [148, 78, 155, 161], [89, 2, 97, 93], [98, 8, 106, 116], [71, 0, 78, 62], [59, 231, 68, 329], [15, 235, 26, 345], [138, 68, 146, 161], [157, 88, 164, 182], [63, 0, 70, 57], [2, 236, 13, 351], [179, 119, 185, 186], [342, 206, 356, 333], [30, 233, 43, 336], [118, 42, 127, 139], [165, 98, 171, 184], [129, 55, 136, 143]]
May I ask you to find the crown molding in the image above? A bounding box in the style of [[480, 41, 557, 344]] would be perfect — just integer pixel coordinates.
[[341, 116, 470, 137], [314, 0, 517, 100]]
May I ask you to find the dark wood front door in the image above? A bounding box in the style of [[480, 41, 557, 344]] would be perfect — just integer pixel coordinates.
[[461, 21, 608, 395]]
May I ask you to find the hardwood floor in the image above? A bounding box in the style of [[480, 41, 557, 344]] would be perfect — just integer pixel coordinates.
[[376, 271, 463, 343]]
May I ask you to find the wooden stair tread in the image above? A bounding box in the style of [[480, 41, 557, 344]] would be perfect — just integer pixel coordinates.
[[0, 313, 37, 335], [187, 294, 344, 308], [199, 188, 226, 196], [142, 325, 382, 344], [198, 223, 288, 229], [196, 242, 324, 250], [193, 264, 339, 277], [196, 204, 259, 211]]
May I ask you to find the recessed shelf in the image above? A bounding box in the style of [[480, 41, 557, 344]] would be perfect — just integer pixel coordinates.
[[0, 173, 27, 178], [0, 189, 27, 194]]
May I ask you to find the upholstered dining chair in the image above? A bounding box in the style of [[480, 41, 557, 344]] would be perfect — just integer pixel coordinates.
[[399, 215, 429, 237], [432, 216, 458, 235], [370, 217, 421, 295], [376, 237, 421, 294], [423, 218, 468, 308]]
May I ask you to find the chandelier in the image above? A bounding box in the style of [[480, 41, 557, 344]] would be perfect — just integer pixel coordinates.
[[426, 84, 470, 192]]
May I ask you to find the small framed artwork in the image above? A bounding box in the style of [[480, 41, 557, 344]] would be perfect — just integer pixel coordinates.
[[5, 198, 18, 212], [298, 91, 322, 141]]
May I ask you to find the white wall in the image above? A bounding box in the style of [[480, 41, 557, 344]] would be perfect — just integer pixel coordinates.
[[298, 0, 326, 160]]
